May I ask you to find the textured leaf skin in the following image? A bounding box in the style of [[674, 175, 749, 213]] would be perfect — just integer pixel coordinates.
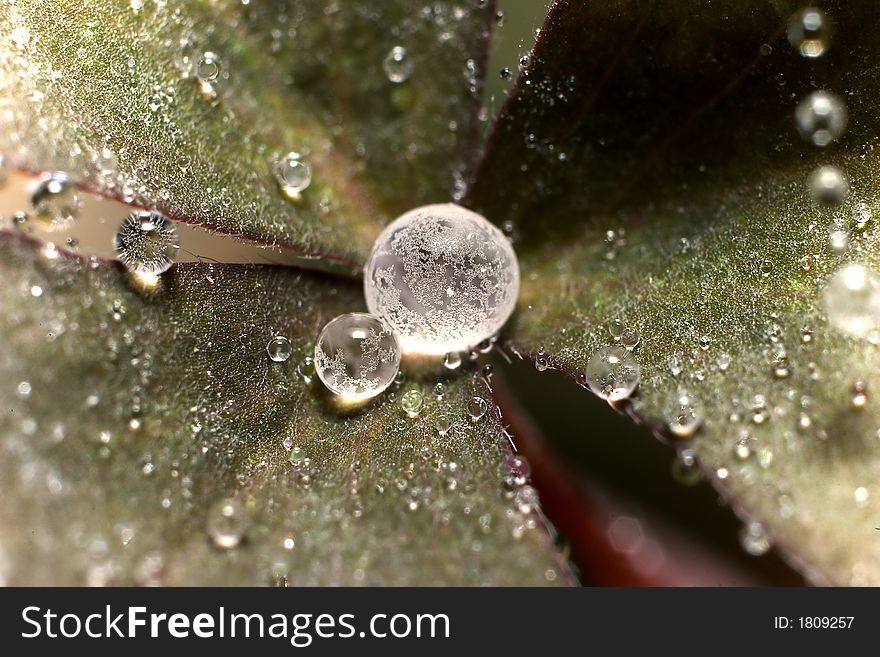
[[468, 0, 880, 584], [0, 233, 568, 585], [0, 0, 492, 271]]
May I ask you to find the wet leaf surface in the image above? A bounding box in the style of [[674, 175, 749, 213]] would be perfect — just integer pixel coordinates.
[[0, 233, 568, 585], [0, 0, 492, 270], [468, 0, 880, 584]]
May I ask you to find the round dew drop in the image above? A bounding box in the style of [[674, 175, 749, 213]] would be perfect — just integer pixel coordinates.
[[31, 171, 79, 231], [664, 389, 704, 438], [383, 46, 413, 83], [314, 312, 401, 401], [266, 335, 292, 362], [823, 264, 880, 337], [787, 7, 832, 58], [195, 51, 221, 83], [584, 346, 640, 401], [807, 165, 848, 207], [114, 211, 180, 276], [795, 91, 847, 147], [273, 152, 311, 197], [363, 203, 520, 355], [206, 497, 249, 550]]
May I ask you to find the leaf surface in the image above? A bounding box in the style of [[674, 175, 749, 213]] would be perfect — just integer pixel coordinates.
[[468, 0, 880, 584], [0, 233, 568, 585]]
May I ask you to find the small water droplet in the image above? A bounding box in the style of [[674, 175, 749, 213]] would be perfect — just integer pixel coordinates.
[[443, 352, 462, 370], [195, 51, 221, 83], [534, 351, 549, 371], [288, 446, 306, 465], [296, 356, 314, 384], [507, 454, 531, 486], [435, 414, 451, 436], [668, 352, 684, 377], [787, 7, 832, 58], [266, 335, 292, 362], [432, 382, 446, 399], [114, 211, 180, 276], [401, 389, 424, 418], [607, 319, 624, 339], [671, 448, 702, 486], [808, 165, 848, 206], [584, 346, 640, 401], [664, 389, 704, 438], [698, 335, 711, 351], [854, 486, 869, 507], [31, 171, 79, 231], [823, 264, 880, 337], [716, 352, 732, 371], [207, 498, 249, 550], [851, 380, 868, 409], [499, 67, 512, 80], [620, 327, 640, 350], [796, 91, 847, 147], [273, 151, 311, 198], [467, 396, 488, 422], [739, 521, 772, 556], [383, 46, 413, 83]]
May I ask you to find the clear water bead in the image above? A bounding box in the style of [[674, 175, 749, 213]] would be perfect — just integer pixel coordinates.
[[266, 335, 292, 362], [273, 152, 311, 197], [795, 91, 847, 147], [467, 396, 488, 422], [823, 264, 880, 337], [31, 171, 79, 230], [584, 346, 640, 401], [206, 498, 249, 550], [114, 211, 180, 276], [401, 389, 424, 418], [383, 46, 413, 83], [739, 521, 772, 556], [664, 389, 704, 438], [787, 7, 832, 58], [314, 312, 401, 401], [364, 204, 520, 355], [807, 165, 848, 206], [195, 51, 221, 83]]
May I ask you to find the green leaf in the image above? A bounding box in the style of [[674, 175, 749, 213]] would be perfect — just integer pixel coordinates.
[[0, 233, 568, 585], [468, 0, 880, 584], [0, 0, 492, 270]]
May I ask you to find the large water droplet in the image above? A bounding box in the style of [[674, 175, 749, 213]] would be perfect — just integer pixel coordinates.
[[114, 210, 180, 276], [584, 346, 640, 401], [273, 152, 312, 198], [314, 313, 400, 401], [787, 7, 832, 58], [207, 498, 249, 550], [31, 171, 79, 231], [467, 396, 488, 422], [823, 264, 880, 337], [364, 204, 519, 355], [795, 91, 847, 147], [383, 46, 413, 83]]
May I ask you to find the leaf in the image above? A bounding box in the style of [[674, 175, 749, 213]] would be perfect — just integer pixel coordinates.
[[468, 0, 880, 584], [0, 0, 492, 270], [0, 232, 568, 585]]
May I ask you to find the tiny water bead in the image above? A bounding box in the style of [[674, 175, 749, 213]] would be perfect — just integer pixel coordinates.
[[266, 335, 292, 363], [363, 204, 520, 355], [383, 45, 413, 83], [671, 449, 703, 486], [273, 152, 311, 197], [195, 51, 221, 83], [467, 396, 488, 422], [30, 171, 79, 230], [738, 520, 772, 557], [807, 165, 848, 206], [620, 327, 640, 350], [401, 389, 424, 418], [823, 264, 880, 337], [206, 498, 249, 550], [787, 7, 832, 58], [664, 389, 704, 438], [443, 352, 462, 370], [314, 313, 401, 401], [795, 91, 847, 147], [584, 346, 640, 401], [114, 211, 180, 276]]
